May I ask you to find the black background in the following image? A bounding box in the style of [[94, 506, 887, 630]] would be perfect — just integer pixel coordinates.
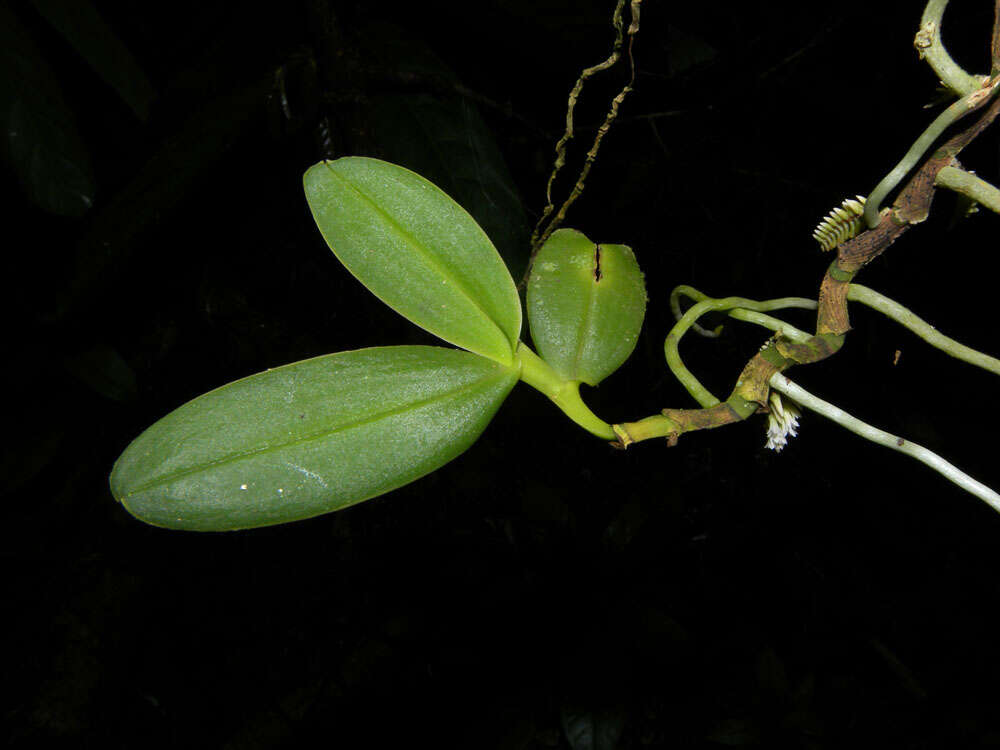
[[5, 0, 1000, 747]]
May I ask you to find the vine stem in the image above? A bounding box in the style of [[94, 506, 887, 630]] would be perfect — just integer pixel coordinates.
[[769, 373, 1000, 513], [934, 165, 1000, 214], [915, 0, 986, 96], [994, 0, 1000, 73], [665, 291, 817, 407], [534, 0, 627, 233], [847, 284, 1000, 376], [863, 76, 1000, 228], [728, 309, 813, 343]]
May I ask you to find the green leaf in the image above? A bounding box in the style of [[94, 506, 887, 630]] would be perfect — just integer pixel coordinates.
[[0, 2, 95, 217], [28, 0, 155, 121], [527, 228, 645, 385], [303, 157, 522, 366], [110, 346, 517, 531]]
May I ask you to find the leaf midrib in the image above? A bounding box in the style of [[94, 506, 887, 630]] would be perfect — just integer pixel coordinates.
[[122, 369, 513, 497], [322, 161, 516, 359], [570, 260, 600, 383]]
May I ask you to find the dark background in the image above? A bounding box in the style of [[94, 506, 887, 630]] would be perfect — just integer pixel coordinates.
[[4, 0, 1000, 747]]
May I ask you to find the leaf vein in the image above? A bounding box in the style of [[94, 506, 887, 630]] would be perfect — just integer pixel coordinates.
[[122, 369, 512, 496], [321, 161, 514, 356]]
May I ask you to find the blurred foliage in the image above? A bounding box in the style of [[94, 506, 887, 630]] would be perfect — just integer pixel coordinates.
[[0, 1, 96, 216], [27, 0, 155, 120]]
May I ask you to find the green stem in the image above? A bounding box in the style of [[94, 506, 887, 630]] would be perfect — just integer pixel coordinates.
[[934, 165, 1000, 214], [771, 373, 1000, 511], [665, 288, 818, 406], [727, 309, 812, 343], [847, 284, 1000, 376], [620, 292, 822, 446], [665, 298, 724, 407], [670, 284, 721, 338], [864, 77, 1000, 227], [613, 414, 676, 446], [515, 343, 615, 439], [916, 0, 986, 96]]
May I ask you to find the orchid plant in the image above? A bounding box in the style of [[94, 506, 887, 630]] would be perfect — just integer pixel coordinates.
[[110, 0, 1000, 531]]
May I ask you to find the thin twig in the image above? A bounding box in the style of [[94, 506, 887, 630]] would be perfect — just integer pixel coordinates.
[[526, 0, 642, 284], [992, 0, 1000, 74], [531, 0, 628, 250]]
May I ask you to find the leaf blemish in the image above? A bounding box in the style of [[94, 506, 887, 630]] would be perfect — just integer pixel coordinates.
[[594, 244, 603, 282]]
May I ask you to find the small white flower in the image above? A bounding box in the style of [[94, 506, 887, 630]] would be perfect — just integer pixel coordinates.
[[765, 392, 801, 452]]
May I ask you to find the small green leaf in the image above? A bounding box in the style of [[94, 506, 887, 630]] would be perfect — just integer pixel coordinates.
[[527, 228, 645, 385], [110, 346, 517, 531], [303, 157, 522, 366]]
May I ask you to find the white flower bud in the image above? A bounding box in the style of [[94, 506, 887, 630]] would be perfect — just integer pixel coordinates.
[[765, 392, 801, 452]]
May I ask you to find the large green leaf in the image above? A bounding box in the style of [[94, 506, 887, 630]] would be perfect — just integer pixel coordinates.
[[110, 346, 517, 531], [527, 228, 646, 386], [303, 157, 522, 366]]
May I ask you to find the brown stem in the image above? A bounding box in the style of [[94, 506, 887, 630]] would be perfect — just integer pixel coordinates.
[[615, 67, 1000, 447], [815, 83, 1000, 336], [993, 0, 1000, 73]]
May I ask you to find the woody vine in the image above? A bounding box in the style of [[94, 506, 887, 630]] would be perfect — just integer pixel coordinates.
[[110, 0, 1000, 530]]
